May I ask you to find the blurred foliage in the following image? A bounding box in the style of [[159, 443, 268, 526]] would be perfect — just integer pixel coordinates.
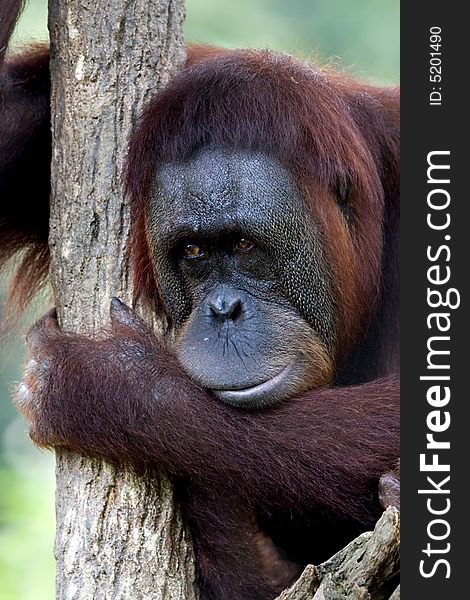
[[0, 454, 55, 600], [13, 0, 399, 83], [185, 0, 399, 83], [2, 1, 399, 598], [0, 279, 54, 600]]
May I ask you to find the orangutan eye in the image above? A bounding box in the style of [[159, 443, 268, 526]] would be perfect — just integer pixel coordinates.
[[233, 238, 255, 254], [181, 243, 208, 260]]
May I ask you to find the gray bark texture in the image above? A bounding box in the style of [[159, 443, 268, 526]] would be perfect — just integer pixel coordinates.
[[47, 1, 197, 598], [275, 508, 400, 600]]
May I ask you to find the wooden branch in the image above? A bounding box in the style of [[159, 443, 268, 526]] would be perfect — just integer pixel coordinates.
[[276, 508, 400, 600]]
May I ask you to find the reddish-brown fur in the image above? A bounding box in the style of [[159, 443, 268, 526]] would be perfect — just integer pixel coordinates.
[[18, 306, 399, 599], [126, 47, 399, 370], [0, 43, 50, 316], [1, 3, 399, 598], [1, 45, 399, 367]]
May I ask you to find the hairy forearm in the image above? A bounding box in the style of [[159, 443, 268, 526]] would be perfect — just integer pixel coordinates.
[[19, 314, 398, 512], [19, 304, 399, 523], [162, 375, 399, 520]]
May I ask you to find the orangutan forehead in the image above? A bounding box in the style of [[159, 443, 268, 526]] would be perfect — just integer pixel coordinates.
[[148, 147, 308, 235]]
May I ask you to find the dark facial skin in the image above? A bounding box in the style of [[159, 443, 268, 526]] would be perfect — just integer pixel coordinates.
[[146, 148, 336, 408]]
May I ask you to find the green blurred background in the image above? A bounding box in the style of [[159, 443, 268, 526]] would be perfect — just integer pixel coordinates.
[[1, 1, 399, 598]]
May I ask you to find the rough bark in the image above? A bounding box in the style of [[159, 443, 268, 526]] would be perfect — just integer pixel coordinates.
[[275, 508, 400, 600], [47, 1, 197, 598]]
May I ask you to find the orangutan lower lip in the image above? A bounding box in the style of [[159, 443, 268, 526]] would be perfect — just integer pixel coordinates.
[[211, 361, 295, 407]]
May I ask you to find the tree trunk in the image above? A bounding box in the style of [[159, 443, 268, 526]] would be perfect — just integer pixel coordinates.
[[47, 1, 197, 598]]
